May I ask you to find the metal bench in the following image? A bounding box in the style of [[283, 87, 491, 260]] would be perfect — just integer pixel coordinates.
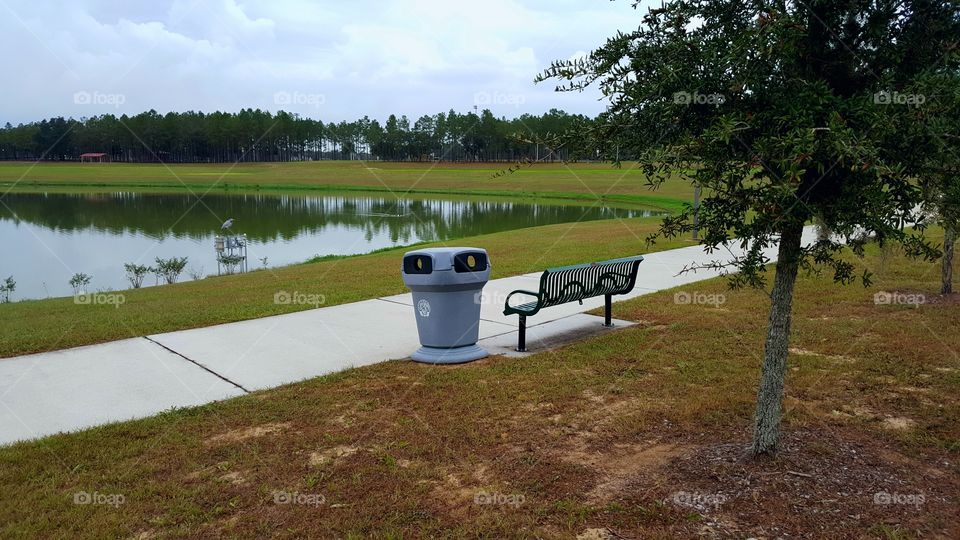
[[502, 256, 644, 351]]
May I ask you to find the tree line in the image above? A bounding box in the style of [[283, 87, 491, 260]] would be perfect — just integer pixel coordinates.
[[0, 108, 588, 163]]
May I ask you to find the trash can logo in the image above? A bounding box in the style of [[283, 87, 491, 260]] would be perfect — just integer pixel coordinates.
[[417, 299, 431, 318]]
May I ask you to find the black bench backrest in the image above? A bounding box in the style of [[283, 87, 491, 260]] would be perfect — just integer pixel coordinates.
[[538, 257, 643, 308]]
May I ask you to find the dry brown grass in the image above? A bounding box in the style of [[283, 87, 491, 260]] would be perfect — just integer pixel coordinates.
[[0, 239, 956, 538]]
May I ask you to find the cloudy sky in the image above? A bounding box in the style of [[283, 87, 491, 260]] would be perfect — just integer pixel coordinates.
[[0, 0, 652, 125]]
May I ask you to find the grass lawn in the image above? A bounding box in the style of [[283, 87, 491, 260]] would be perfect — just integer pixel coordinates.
[[0, 237, 956, 538], [0, 161, 696, 210], [0, 216, 696, 358]]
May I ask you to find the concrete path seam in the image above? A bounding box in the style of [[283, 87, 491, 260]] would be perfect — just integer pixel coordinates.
[[142, 336, 250, 394]]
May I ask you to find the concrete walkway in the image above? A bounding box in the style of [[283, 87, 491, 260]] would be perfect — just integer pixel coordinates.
[[0, 227, 819, 446]]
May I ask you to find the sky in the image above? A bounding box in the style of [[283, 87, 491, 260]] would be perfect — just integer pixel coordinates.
[[0, 0, 652, 125]]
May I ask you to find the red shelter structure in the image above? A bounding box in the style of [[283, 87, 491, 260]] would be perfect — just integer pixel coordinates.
[[79, 152, 108, 163]]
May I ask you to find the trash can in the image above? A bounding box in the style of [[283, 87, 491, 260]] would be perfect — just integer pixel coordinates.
[[401, 247, 491, 364]]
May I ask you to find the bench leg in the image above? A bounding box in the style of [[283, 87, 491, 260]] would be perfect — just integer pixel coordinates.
[[603, 294, 613, 327], [517, 315, 527, 352]]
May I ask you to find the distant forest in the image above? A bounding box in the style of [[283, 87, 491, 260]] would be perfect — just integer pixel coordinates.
[[0, 108, 589, 163]]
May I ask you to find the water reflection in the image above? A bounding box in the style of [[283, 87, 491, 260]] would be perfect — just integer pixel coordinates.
[[0, 191, 664, 300]]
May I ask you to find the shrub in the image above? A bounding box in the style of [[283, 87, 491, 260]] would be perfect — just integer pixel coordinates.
[[123, 263, 152, 289], [0, 276, 15, 303], [154, 257, 188, 285], [69, 273, 92, 295]]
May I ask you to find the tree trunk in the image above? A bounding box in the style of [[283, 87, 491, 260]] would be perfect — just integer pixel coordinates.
[[943, 223, 956, 295], [751, 221, 805, 456]]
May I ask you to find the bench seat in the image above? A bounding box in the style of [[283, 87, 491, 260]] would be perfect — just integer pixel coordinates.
[[502, 256, 644, 351]]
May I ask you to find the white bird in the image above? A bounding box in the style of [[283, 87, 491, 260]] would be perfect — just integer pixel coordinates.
[[221, 218, 234, 230]]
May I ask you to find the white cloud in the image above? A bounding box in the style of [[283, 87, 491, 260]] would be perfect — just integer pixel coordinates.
[[0, 0, 653, 124]]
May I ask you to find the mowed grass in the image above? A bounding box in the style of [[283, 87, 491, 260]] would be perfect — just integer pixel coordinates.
[[0, 235, 956, 538], [0, 161, 696, 208], [0, 217, 697, 358]]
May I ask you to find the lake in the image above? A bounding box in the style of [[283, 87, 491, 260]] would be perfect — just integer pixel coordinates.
[[0, 191, 665, 300]]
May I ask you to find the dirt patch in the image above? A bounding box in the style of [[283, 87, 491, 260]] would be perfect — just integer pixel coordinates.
[[441, 473, 474, 499], [424, 471, 482, 513], [881, 417, 917, 431], [549, 394, 674, 504], [331, 414, 353, 427], [217, 471, 249, 486], [831, 405, 877, 419], [205, 422, 291, 446], [587, 442, 687, 502], [576, 528, 618, 540], [556, 430, 688, 504], [472, 463, 491, 483], [309, 445, 360, 466], [581, 389, 606, 404]]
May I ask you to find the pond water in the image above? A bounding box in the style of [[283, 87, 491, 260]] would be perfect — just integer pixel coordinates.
[[0, 191, 666, 300]]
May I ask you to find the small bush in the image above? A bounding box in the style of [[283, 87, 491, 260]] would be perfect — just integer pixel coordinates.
[[0, 276, 15, 303], [123, 263, 152, 289], [69, 273, 92, 295], [154, 257, 188, 285]]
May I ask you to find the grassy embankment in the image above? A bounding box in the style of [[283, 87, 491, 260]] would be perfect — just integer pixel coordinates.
[[0, 161, 699, 357], [0, 161, 694, 210], [0, 234, 956, 538]]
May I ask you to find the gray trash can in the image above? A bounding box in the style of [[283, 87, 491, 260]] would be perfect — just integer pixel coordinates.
[[401, 247, 491, 364]]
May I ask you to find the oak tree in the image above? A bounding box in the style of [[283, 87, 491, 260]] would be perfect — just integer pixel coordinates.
[[539, 0, 959, 454]]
